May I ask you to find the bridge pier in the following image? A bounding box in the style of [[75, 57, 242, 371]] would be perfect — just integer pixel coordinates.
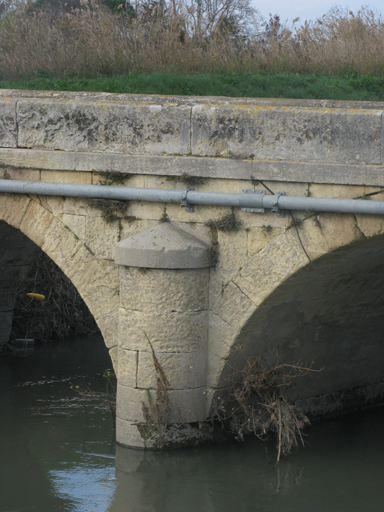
[[114, 223, 212, 448]]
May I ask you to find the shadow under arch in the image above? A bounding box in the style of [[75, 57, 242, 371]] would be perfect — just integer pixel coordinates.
[[217, 232, 384, 414], [0, 193, 119, 363]]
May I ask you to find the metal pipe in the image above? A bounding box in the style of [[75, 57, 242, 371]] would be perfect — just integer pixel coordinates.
[[1, 179, 384, 216]]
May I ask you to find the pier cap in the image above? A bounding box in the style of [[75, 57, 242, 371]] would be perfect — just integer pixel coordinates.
[[115, 222, 211, 269]]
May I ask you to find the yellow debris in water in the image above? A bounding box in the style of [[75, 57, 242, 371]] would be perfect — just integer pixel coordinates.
[[26, 293, 45, 301]]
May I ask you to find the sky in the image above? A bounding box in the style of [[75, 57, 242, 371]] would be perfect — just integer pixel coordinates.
[[252, 1, 383, 25]]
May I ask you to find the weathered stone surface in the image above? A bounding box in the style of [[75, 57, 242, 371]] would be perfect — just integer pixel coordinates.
[[117, 385, 206, 425], [209, 279, 256, 329], [41, 170, 92, 184], [117, 385, 207, 424], [216, 229, 248, 270], [118, 348, 138, 387], [0, 99, 17, 148], [117, 385, 148, 422], [0, 194, 31, 228], [115, 223, 211, 269], [85, 215, 121, 261], [355, 214, 384, 238], [118, 308, 208, 352], [62, 214, 86, 241], [116, 418, 156, 449], [17, 99, 191, 155], [192, 105, 383, 164], [19, 199, 55, 247], [1, 168, 40, 181], [247, 226, 284, 256], [119, 266, 209, 312], [4, 147, 384, 186], [137, 350, 207, 390]]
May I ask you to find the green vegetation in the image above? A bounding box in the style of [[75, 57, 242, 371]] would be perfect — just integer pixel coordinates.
[[0, 1, 383, 100], [1, 72, 384, 101]]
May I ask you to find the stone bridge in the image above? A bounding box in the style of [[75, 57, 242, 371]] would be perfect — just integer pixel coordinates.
[[1, 90, 384, 448]]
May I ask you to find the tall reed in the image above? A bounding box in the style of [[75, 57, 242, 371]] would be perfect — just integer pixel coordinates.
[[0, 2, 383, 79]]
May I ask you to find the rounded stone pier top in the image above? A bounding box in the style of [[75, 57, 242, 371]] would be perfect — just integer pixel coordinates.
[[115, 222, 211, 269]]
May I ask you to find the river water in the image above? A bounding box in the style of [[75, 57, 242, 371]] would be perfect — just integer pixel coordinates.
[[1, 335, 384, 512]]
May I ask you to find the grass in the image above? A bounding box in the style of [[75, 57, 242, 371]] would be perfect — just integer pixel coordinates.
[[1, 72, 384, 101], [1, 4, 384, 101]]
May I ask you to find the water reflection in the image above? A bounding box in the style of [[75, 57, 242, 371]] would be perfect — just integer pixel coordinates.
[[1, 336, 384, 512]]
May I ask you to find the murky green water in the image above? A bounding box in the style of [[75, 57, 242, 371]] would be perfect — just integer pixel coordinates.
[[1, 336, 384, 512]]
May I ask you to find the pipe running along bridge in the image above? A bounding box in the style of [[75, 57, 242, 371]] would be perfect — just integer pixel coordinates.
[[1, 90, 384, 448]]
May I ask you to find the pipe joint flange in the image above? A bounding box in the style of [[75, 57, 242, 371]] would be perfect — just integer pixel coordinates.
[[271, 191, 286, 217], [181, 187, 195, 213]]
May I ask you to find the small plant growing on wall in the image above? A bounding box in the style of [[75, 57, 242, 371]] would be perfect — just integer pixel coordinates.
[[206, 209, 242, 232]]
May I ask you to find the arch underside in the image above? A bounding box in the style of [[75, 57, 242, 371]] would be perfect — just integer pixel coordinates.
[[0, 193, 119, 361], [216, 215, 384, 416]]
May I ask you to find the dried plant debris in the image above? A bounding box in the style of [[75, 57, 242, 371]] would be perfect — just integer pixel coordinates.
[[140, 333, 171, 447], [11, 250, 99, 343], [167, 173, 207, 187], [206, 210, 242, 232], [95, 170, 132, 186], [214, 355, 320, 462], [89, 198, 127, 223]]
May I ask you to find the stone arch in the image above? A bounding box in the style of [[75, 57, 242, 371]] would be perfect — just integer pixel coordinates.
[[0, 193, 119, 366], [207, 211, 384, 413]]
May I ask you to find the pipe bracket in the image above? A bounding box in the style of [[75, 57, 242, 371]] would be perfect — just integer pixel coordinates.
[[241, 189, 265, 213], [271, 192, 286, 217], [181, 188, 195, 212]]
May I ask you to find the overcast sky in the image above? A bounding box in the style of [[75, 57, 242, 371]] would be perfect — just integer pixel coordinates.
[[252, 1, 383, 25]]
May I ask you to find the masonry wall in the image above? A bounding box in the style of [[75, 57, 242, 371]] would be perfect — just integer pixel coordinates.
[[2, 91, 384, 447]]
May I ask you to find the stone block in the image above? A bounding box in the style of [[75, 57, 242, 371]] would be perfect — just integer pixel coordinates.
[[115, 223, 211, 269], [92, 172, 144, 187], [0, 194, 31, 229], [165, 203, 230, 225], [118, 307, 208, 353], [216, 229, 248, 270], [1, 168, 40, 181], [207, 311, 237, 365], [119, 266, 209, 312], [117, 384, 148, 422], [233, 230, 309, 307], [247, 226, 284, 256], [62, 214, 86, 240], [41, 170, 92, 184], [137, 350, 207, 390], [0, 98, 17, 147], [120, 219, 158, 241], [126, 201, 166, 221], [192, 104, 382, 164], [85, 215, 121, 260], [19, 199, 54, 247], [166, 388, 207, 423], [116, 417, 155, 449], [117, 385, 207, 426], [355, 214, 384, 238], [118, 348, 138, 387], [209, 280, 256, 329], [17, 99, 191, 155], [109, 346, 118, 374], [309, 183, 366, 199]]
